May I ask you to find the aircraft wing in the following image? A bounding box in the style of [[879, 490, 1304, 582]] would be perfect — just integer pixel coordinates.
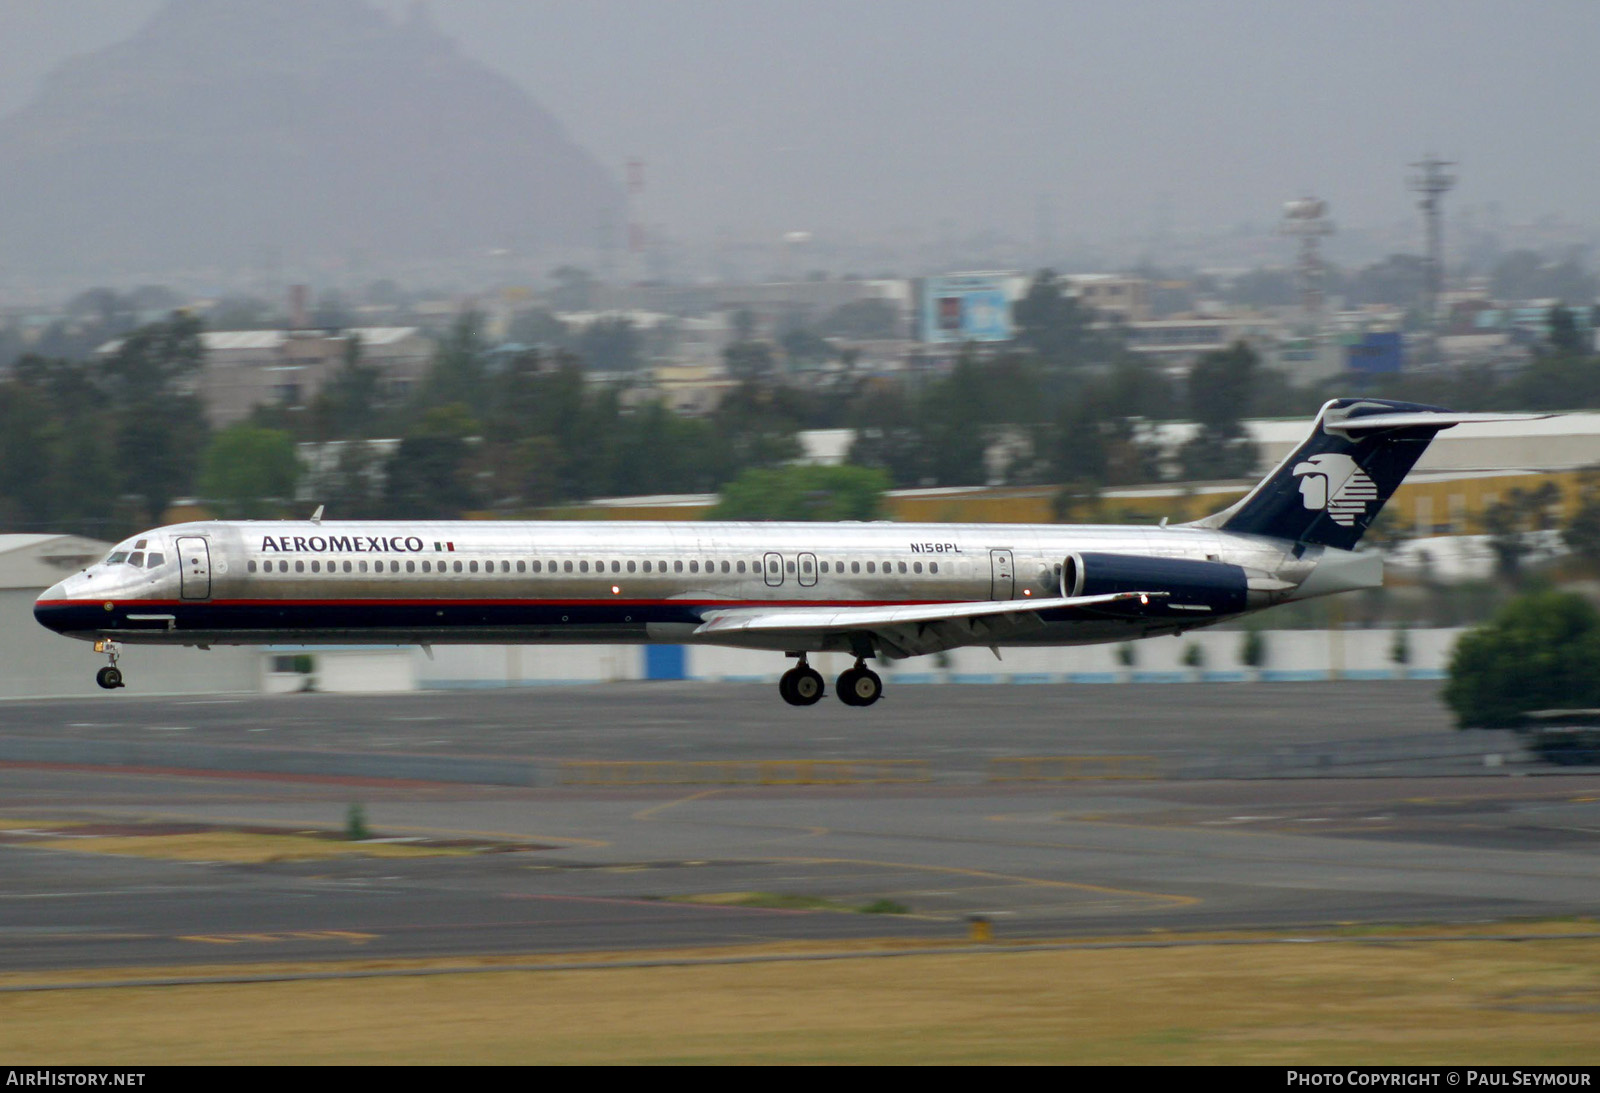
[[694, 590, 1162, 658]]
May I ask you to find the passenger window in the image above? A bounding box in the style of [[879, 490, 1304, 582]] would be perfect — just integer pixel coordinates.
[[374, 561, 383, 573], [566, 561, 575, 573], [866, 561, 875, 573], [675, 561, 683, 573], [520, 561, 529, 573], [899, 562, 908, 574], [628, 560, 637, 573], [689, 561, 699, 574], [296, 561, 306, 573], [851, 561, 860, 574], [342, 561, 351, 573], [930, 562, 939, 574], [785, 560, 795, 574], [913, 562, 922, 574], [736, 561, 745, 574], [579, 561, 589, 573], [247, 561, 257, 573], [359, 561, 368, 573], [310, 560, 320, 573], [658, 560, 667, 572]]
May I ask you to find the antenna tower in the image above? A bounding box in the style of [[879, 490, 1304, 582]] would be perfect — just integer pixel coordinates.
[[1279, 197, 1335, 320], [1408, 155, 1457, 325]]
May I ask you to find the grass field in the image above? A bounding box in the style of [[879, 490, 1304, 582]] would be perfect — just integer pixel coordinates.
[[5, 926, 1600, 1064]]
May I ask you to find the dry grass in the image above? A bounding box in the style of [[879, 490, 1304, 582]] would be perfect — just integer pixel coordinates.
[[5, 932, 1600, 1064]]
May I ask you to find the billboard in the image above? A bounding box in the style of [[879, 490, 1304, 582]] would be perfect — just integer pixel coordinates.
[[918, 272, 1027, 344], [1346, 331, 1403, 374]]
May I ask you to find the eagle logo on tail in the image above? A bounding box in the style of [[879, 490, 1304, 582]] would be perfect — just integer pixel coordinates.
[[1292, 453, 1378, 526]]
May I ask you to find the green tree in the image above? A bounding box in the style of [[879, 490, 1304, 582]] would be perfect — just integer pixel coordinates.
[[722, 339, 777, 380], [1178, 341, 1260, 480], [104, 313, 210, 523], [383, 404, 482, 518], [707, 464, 888, 521], [1445, 590, 1600, 728], [574, 317, 643, 372], [1012, 270, 1107, 367], [1546, 303, 1586, 356], [307, 334, 386, 440], [416, 312, 490, 417], [200, 424, 302, 518]]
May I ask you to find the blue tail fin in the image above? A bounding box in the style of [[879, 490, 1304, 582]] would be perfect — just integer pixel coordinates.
[[1195, 398, 1451, 550]]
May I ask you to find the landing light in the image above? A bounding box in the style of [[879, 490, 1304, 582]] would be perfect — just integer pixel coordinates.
[[1140, 594, 1149, 605], [611, 585, 621, 595], [1023, 589, 1032, 596]]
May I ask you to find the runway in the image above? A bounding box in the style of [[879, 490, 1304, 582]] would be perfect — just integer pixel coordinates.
[[3, 681, 1599, 975]]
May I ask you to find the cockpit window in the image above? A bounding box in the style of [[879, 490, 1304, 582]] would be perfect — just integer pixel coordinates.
[[134, 540, 148, 550], [127, 552, 145, 568], [145, 552, 164, 568], [106, 552, 130, 565]]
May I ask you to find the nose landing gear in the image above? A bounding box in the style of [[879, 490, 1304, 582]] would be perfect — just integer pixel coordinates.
[[778, 655, 825, 706], [94, 639, 125, 690]]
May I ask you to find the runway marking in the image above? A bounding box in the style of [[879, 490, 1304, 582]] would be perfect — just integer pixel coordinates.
[[764, 856, 1199, 909], [632, 789, 721, 821], [68, 807, 611, 850], [181, 930, 377, 946]]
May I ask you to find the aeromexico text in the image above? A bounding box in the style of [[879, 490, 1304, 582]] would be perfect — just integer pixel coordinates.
[[262, 535, 427, 553]]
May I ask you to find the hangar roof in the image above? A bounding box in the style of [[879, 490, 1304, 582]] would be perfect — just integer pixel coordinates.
[[0, 534, 109, 591]]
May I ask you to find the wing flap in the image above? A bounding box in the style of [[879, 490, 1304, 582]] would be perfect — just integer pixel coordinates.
[[694, 590, 1160, 637]]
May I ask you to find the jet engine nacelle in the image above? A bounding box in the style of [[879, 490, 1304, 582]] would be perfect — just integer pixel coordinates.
[[1062, 552, 1249, 616]]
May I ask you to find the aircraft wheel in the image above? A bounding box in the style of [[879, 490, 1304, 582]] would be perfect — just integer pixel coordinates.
[[96, 666, 123, 690], [791, 667, 825, 705], [778, 669, 802, 706], [837, 667, 882, 707]]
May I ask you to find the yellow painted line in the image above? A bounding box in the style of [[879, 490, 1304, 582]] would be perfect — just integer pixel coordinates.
[[632, 789, 721, 822], [180, 931, 377, 946], [69, 807, 609, 850], [767, 856, 1199, 909]]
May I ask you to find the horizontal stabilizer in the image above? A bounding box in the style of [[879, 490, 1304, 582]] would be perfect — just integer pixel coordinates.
[[1326, 410, 1556, 435]]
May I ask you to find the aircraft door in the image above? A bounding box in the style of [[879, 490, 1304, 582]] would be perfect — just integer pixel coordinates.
[[763, 552, 785, 587], [177, 536, 212, 600], [797, 552, 817, 588], [989, 548, 1015, 600]]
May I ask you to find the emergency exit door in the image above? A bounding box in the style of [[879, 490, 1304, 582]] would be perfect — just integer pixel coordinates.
[[989, 548, 1014, 600]]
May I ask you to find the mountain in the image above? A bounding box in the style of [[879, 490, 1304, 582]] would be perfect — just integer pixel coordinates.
[[0, 0, 622, 275]]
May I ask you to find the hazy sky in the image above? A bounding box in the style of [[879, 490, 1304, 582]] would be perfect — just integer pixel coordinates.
[[2, 0, 1596, 250]]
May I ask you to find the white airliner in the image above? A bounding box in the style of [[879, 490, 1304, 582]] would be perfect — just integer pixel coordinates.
[[34, 399, 1534, 706]]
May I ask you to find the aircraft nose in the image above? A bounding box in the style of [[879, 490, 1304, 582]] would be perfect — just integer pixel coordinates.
[[34, 581, 80, 635]]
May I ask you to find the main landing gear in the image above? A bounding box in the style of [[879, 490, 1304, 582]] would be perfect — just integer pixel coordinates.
[[778, 656, 825, 706], [777, 655, 883, 707], [836, 659, 883, 707], [94, 639, 125, 690]]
